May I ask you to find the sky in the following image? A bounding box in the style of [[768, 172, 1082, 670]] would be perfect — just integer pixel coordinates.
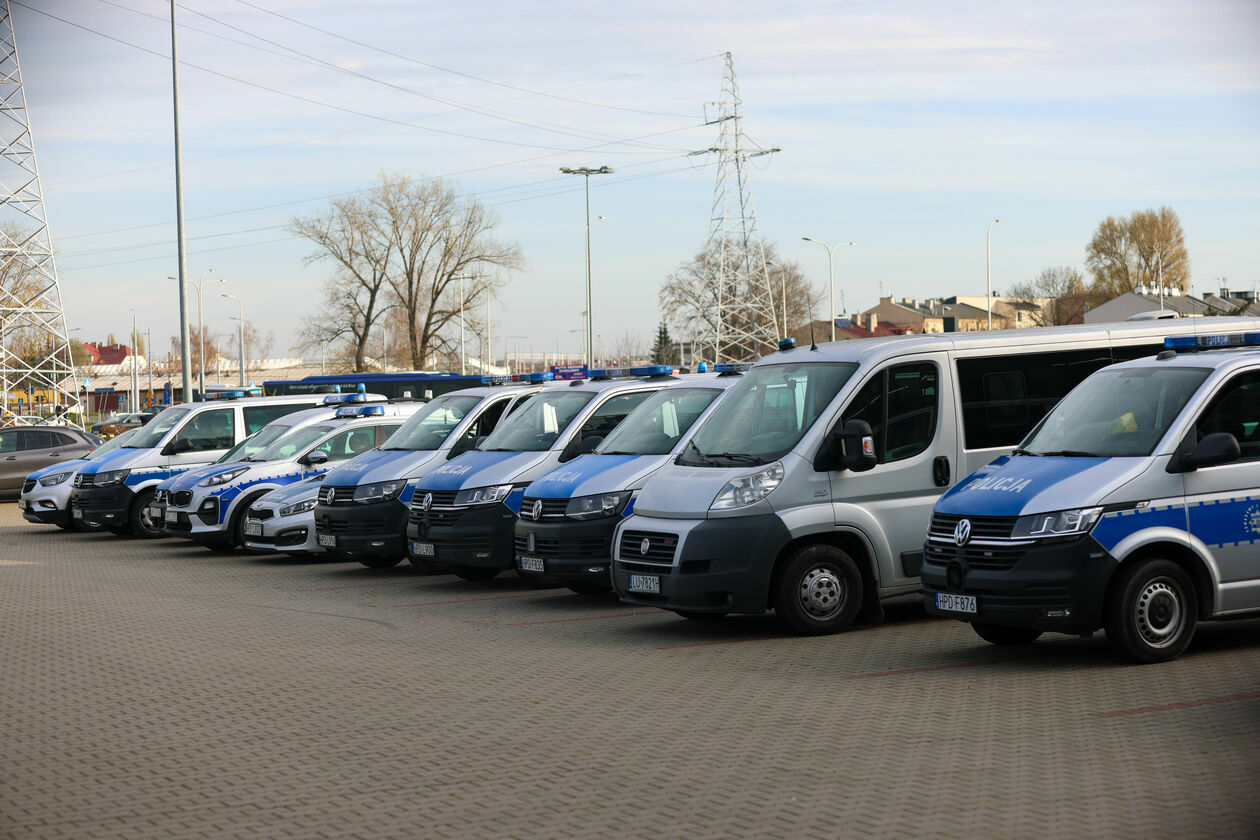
[[11, 0, 1260, 364]]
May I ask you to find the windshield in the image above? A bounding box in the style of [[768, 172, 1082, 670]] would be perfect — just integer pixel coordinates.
[[85, 427, 138, 460], [251, 425, 335, 462], [224, 423, 296, 462], [1020, 366, 1209, 457], [596, 387, 722, 456], [125, 407, 190, 448], [381, 395, 482, 451], [680, 362, 859, 466], [479, 390, 595, 452]]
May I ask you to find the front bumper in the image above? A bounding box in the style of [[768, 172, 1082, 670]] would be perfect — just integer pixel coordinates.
[[920, 534, 1116, 635], [406, 502, 515, 570], [20, 479, 74, 525], [313, 498, 409, 556], [70, 485, 135, 528], [512, 516, 616, 584], [243, 505, 320, 554], [162, 493, 227, 543], [612, 513, 792, 614]]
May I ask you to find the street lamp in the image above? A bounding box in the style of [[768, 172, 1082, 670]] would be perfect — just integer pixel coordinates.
[[559, 165, 613, 368], [801, 237, 856, 343], [453, 274, 476, 376], [169, 268, 221, 398], [986, 219, 1003, 330], [221, 293, 244, 388]]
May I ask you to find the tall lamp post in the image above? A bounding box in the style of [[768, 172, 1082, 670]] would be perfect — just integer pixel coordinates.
[[559, 165, 613, 368], [221, 293, 245, 388], [801, 237, 855, 343], [169, 268, 220, 398], [986, 219, 1002, 330]]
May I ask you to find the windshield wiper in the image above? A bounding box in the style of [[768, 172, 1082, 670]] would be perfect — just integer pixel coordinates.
[[1010, 448, 1039, 456], [679, 440, 718, 466], [709, 452, 764, 465], [599, 450, 636, 455], [1036, 450, 1102, 457]]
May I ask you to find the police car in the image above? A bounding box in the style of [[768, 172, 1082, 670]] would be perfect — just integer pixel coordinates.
[[162, 401, 420, 550], [19, 427, 140, 531], [240, 474, 328, 556], [922, 331, 1260, 663]]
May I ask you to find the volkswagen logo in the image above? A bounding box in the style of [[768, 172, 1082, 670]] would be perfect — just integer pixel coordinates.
[[326, 488, 335, 503], [953, 518, 972, 546], [421, 492, 433, 513], [640, 538, 650, 556], [531, 499, 543, 521], [527, 531, 536, 552]]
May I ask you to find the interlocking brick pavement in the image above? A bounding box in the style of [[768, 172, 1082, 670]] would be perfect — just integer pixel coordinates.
[[1, 503, 1258, 839]]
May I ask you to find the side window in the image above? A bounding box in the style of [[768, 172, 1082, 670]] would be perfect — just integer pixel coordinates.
[[20, 429, 56, 450], [577, 392, 653, 441], [313, 427, 377, 462], [172, 408, 235, 453], [55, 432, 80, 447], [468, 398, 509, 438], [244, 404, 302, 435], [374, 424, 402, 446], [1196, 371, 1260, 463], [842, 374, 886, 459], [840, 363, 938, 464], [505, 394, 534, 416], [0, 429, 18, 453]]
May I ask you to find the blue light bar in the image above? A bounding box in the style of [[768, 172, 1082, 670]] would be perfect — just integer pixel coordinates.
[[778, 337, 797, 351], [335, 404, 387, 417], [202, 390, 247, 401], [714, 363, 752, 373], [357, 383, 366, 393], [1164, 333, 1260, 351], [480, 374, 512, 385], [588, 367, 625, 379], [629, 365, 673, 377], [512, 372, 554, 382], [322, 392, 366, 404]]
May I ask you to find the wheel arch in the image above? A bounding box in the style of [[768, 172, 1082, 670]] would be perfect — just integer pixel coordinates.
[[1106, 540, 1214, 621], [768, 529, 878, 612]]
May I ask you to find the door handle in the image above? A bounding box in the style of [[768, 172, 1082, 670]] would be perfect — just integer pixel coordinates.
[[932, 456, 951, 487]]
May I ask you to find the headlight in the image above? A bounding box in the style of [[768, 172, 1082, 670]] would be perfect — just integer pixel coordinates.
[[353, 480, 405, 503], [453, 484, 516, 506], [1010, 507, 1103, 540], [566, 491, 631, 520], [94, 469, 131, 487], [279, 498, 317, 516], [710, 462, 784, 510], [39, 471, 73, 487], [197, 466, 250, 487]]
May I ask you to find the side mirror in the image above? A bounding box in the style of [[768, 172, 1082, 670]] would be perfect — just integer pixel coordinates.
[[1183, 432, 1241, 471], [163, 438, 193, 456], [815, 419, 877, 473], [448, 434, 484, 460], [303, 449, 329, 466]]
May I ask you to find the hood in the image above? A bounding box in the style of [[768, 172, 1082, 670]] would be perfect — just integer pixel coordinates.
[[936, 455, 1151, 518], [526, 454, 659, 499], [632, 462, 755, 518], [256, 476, 322, 507], [77, 447, 152, 474], [323, 448, 440, 488], [25, 458, 88, 481], [164, 462, 247, 491], [416, 450, 549, 492]]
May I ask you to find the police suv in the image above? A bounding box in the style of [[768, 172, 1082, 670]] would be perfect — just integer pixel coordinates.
[[922, 331, 1260, 663]]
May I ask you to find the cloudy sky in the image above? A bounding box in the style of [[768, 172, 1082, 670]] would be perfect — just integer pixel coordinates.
[[12, 0, 1260, 364]]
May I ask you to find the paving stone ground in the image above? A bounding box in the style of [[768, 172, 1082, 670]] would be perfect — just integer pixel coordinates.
[[1, 503, 1258, 839]]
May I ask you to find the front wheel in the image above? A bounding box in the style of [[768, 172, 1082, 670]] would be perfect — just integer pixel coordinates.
[[129, 490, 164, 539], [1105, 559, 1196, 663], [451, 564, 501, 582], [971, 622, 1042, 646], [773, 544, 863, 635]]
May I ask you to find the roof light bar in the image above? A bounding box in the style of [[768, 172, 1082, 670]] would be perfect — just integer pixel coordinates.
[[1164, 333, 1260, 351], [714, 363, 752, 374], [512, 372, 554, 382], [202, 390, 247, 401], [335, 404, 388, 417], [628, 365, 673, 377], [778, 337, 797, 351]]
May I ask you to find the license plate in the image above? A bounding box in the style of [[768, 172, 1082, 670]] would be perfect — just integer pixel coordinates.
[[628, 574, 660, 594], [165, 509, 178, 523], [72, 508, 83, 519], [411, 541, 435, 557], [16, 499, 25, 510], [518, 556, 545, 573], [243, 522, 262, 537], [318, 534, 337, 547], [936, 592, 977, 615]]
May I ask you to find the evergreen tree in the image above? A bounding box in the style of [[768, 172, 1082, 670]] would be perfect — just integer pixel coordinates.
[[651, 320, 678, 365]]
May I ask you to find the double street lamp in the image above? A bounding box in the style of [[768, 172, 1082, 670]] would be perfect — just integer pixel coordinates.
[[801, 237, 855, 343], [986, 219, 1003, 330], [559, 165, 613, 368], [221, 293, 245, 387]]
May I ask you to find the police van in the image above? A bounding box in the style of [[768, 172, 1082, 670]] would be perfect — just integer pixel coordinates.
[[610, 318, 1260, 635], [312, 381, 539, 568], [19, 427, 140, 530], [922, 331, 1260, 663], [514, 369, 744, 594], [68, 391, 323, 535], [406, 367, 675, 580]]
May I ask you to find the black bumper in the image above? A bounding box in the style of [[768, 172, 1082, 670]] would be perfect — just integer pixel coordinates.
[[613, 514, 792, 614], [920, 534, 1117, 635], [22, 504, 67, 526], [407, 503, 515, 570], [314, 499, 409, 556], [70, 485, 135, 527], [512, 517, 616, 583]]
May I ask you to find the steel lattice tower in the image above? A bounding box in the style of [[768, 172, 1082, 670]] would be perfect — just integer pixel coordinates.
[[698, 52, 780, 363], [0, 0, 79, 421]]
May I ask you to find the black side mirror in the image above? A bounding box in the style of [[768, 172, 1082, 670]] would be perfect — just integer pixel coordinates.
[[1183, 432, 1241, 471], [303, 449, 329, 466], [163, 438, 193, 456], [448, 434, 484, 459], [815, 419, 877, 473]]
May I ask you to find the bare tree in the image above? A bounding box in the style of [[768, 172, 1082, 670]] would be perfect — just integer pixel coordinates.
[[168, 326, 219, 373], [241, 321, 274, 363], [1085, 206, 1190, 299], [610, 331, 643, 365], [1006, 266, 1097, 326]]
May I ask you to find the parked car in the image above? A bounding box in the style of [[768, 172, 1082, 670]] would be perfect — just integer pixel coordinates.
[[2, 425, 101, 498], [95, 412, 153, 439]]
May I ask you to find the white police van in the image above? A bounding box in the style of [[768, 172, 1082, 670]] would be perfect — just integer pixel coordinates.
[[611, 319, 1260, 635], [406, 367, 675, 580], [68, 391, 323, 536], [19, 428, 140, 530], [514, 368, 744, 595], [163, 401, 420, 550], [922, 331, 1260, 662]]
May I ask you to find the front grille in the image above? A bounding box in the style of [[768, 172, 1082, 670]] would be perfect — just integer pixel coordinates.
[[618, 530, 678, 566], [72, 495, 110, 511], [22, 479, 35, 494], [316, 513, 392, 536], [617, 559, 674, 576], [514, 533, 611, 560], [408, 508, 464, 528], [924, 541, 1027, 571], [929, 513, 1017, 541], [423, 534, 491, 555], [318, 485, 361, 506], [248, 508, 275, 521], [518, 497, 569, 521], [73, 473, 93, 488], [409, 489, 459, 511], [170, 490, 194, 508]]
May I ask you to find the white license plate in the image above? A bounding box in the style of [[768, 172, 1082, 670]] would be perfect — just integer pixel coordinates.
[[411, 541, 435, 557], [243, 522, 263, 537], [936, 592, 977, 615], [165, 509, 178, 523], [318, 534, 337, 547], [628, 574, 660, 594], [518, 556, 545, 573], [72, 508, 83, 519]]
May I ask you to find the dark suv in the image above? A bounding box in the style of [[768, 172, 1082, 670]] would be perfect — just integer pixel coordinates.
[[1, 426, 100, 497]]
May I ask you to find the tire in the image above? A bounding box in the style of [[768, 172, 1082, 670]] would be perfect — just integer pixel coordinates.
[[773, 544, 863, 635], [451, 564, 501, 582], [567, 581, 613, 596], [357, 555, 403, 569], [128, 489, 164, 539], [971, 622, 1042, 646], [674, 610, 727, 621], [227, 493, 269, 550], [1105, 559, 1197, 664]]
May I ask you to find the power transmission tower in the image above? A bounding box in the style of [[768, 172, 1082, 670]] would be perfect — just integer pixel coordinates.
[[0, 1, 80, 422], [697, 52, 780, 363]]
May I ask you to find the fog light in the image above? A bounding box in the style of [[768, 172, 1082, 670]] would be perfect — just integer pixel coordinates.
[[586, 564, 609, 574], [40, 500, 56, 509], [1044, 608, 1072, 618], [369, 541, 385, 548]]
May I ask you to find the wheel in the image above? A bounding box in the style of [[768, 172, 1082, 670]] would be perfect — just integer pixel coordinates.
[[567, 581, 613, 596], [971, 622, 1042, 646], [1105, 559, 1196, 663], [406, 556, 448, 574], [674, 610, 728, 621], [128, 489, 164, 539], [357, 555, 403, 569], [451, 564, 501, 582], [773, 544, 863, 635]]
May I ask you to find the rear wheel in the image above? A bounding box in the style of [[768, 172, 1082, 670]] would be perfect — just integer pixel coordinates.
[[971, 622, 1042, 646], [451, 564, 501, 582], [357, 555, 403, 569], [773, 544, 863, 635], [1105, 559, 1196, 663], [128, 489, 163, 539]]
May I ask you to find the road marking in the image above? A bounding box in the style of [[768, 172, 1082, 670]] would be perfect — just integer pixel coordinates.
[[507, 611, 656, 626], [845, 659, 1010, 679], [1093, 690, 1260, 718]]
